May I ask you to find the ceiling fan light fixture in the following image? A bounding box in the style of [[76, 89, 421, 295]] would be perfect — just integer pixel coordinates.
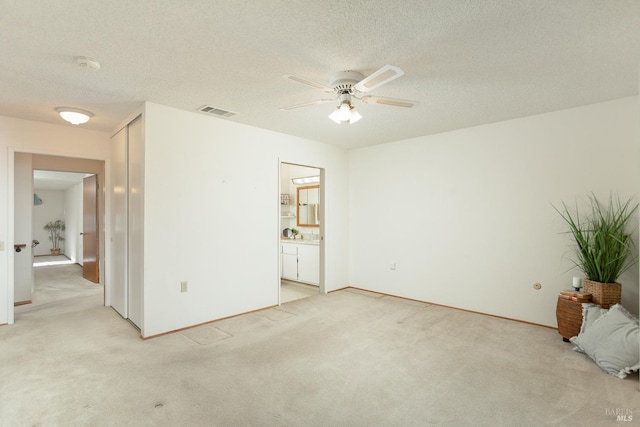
[[328, 97, 362, 125], [55, 107, 94, 125], [338, 102, 352, 120], [348, 106, 362, 123], [283, 65, 414, 123]]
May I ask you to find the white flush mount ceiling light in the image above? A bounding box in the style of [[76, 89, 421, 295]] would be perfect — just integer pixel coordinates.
[[55, 107, 94, 125], [328, 93, 362, 125], [292, 175, 320, 185]]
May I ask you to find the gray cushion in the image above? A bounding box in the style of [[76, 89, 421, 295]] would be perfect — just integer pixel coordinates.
[[570, 304, 639, 379]]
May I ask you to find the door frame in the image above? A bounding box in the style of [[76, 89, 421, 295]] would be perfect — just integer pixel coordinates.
[[278, 160, 325, 305], [7, 148, 109, 324]]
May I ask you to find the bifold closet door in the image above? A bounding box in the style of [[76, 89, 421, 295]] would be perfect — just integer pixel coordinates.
[[110, 126, 128, 317], [127, 116, 143, 329]]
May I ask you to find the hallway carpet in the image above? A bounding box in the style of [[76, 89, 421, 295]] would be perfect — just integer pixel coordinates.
[[15, 261, 102, 321], [0, 266, 637, 426]]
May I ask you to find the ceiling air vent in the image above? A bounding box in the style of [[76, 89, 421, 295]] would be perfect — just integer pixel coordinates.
[[198, 105, 236, 118]]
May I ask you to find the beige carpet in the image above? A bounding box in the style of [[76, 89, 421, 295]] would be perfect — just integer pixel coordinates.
[[281, 280, 318, 304], [1, 264, 638, 426], [16, 258, 103, 319]]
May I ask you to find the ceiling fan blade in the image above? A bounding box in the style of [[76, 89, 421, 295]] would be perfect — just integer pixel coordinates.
[[280, 99, 335, 111], [283, 74, 335, 93], [359, 95, 417, 108], [353, 65, 405, 93]]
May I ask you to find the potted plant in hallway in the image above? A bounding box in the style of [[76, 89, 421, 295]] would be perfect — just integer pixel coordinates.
[[44, 219, 65, 256], [555, 193, 638, 308]]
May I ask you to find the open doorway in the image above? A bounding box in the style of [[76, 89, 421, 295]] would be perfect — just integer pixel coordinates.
[[279, 162, 323, 304], [32, 171, 91, 263], [12, 153, 105, 323]]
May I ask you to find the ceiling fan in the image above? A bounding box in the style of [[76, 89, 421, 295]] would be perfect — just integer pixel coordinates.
[[281, 65, 417, 124]]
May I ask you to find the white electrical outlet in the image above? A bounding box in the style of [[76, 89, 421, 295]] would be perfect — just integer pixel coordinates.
[[181, 281, 188, 292], [390, 262, 396, 270]]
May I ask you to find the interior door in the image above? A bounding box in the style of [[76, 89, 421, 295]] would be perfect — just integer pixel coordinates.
[[82, 174, 99, 283]]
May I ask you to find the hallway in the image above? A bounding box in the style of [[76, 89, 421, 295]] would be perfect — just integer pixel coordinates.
[[15, 257, 103, 321]]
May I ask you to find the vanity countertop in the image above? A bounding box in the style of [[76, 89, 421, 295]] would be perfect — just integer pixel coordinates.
[[281, 238, 320, 245]]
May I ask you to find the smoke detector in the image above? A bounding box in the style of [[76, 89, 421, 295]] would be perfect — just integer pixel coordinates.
[[76, 56, 101, 70]]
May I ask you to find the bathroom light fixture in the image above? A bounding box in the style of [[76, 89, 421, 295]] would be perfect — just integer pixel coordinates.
[[292, 175, 320, 185], [328, 93, 362, 125], [56, 107, 94, 125]]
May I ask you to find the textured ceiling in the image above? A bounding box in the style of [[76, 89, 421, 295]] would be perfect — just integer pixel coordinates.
[[1, 1, 640, 149]]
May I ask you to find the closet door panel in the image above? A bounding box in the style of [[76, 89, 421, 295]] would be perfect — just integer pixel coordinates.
[[110, 127, 128, 317], [127, 116, 144, 329]]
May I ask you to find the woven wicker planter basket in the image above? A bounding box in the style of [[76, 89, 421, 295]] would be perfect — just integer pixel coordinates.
[[583, 279, 621, 309], [556, 297, 584, 340]]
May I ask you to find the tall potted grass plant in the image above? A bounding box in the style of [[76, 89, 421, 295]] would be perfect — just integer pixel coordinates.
[[43, 219, 65, 256], [555, 193, 638, 307]]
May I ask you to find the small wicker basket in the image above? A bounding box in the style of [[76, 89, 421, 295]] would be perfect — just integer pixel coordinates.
[[556, 297, 584, 340], [582, 280, 621, 309]]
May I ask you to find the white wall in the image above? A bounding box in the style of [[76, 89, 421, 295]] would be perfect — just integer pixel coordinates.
[[349, 97, 640, 326], [14, 153, 33, 303], [142, 102, 350, 337], [33, 190, 65, 256], [0, 115, 111, 325], [64, 182, 83, 264]]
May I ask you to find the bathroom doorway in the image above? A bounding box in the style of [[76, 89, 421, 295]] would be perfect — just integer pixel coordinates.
[[279, 162, 323, 303]]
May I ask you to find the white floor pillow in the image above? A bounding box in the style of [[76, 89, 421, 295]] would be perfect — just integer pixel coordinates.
[[570, 304, 639, 379]]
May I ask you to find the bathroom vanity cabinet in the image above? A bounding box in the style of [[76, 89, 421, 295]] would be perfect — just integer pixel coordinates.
[[281, 241, 319, 285]]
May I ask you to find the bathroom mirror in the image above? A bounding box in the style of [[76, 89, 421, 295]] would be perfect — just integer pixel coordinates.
[[297, 185, 320, 227]]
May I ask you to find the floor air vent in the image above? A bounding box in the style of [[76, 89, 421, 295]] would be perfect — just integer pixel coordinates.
[[198, 105, 236, 118]]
